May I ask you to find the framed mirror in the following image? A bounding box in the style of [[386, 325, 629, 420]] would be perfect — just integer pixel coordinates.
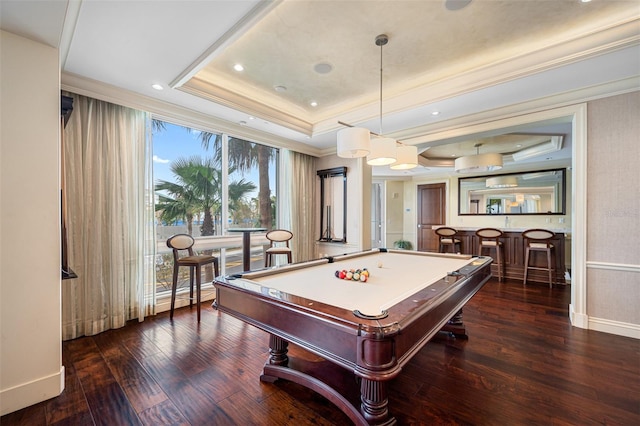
[[458, 168, 566, 215], [317, 167, 347, 242]]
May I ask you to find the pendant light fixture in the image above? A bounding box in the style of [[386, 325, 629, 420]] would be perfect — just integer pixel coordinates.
[[367, 34, 396, 166], [337, 127, 370, 158], [454, 143, 503, 173], [336, 34, 418, 169], [390, 145, 418, 170], [486, 176, 518, 188]]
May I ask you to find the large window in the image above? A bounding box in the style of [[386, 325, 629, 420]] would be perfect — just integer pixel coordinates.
[[152, 120, 278, 295]]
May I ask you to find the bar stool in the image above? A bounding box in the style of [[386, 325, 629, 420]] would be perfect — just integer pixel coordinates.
[[476, 228, 505, 281], [522, 229, 556, 288], [264, 229, 293, 267], [166, 234, 219, 322], [435, 227, 462, 254]]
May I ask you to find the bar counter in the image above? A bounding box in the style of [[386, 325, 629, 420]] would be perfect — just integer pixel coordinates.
[[433, 226, 568, 285]]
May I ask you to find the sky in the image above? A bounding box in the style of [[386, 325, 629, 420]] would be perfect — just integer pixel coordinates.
[[152, 121, 275, 199]]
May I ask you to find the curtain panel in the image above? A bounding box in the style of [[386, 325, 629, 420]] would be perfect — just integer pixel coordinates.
[[61, 93, 155, 340], [281, 149, 317, 263]]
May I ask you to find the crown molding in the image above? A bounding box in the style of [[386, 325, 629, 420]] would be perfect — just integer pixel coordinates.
[[61, 72, 322, 157], [313, 18, 640, 136], [395, 76, 639, 148], [178, 76, 313, 135], [170, 0, 282, 88]]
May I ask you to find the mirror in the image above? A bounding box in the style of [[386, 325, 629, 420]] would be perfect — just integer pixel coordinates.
[[459, 168, 566, 215], [317, 167, 347, 242]]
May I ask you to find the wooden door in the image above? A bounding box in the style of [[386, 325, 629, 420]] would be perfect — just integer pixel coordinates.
[[417, 183, 446, 252]]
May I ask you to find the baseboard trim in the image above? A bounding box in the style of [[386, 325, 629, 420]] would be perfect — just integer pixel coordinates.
[[588, 317, 640, 339], [569, 304, 589, 329], [0, 366, 65, 416]]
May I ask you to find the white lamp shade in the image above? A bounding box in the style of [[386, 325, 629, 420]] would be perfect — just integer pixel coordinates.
[[337, 127, 370, 158], [390, 145, 418, 170], [486, 176, 518, 188], [454, 152, 503, 173], [367, 137, 397, 166]]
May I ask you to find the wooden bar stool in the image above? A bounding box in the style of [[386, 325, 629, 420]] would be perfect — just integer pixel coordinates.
[[435, 227, 462, 254], [265, 229, 293, 267], [476, 228, 505, 281], [522, 229, 556, 288], [167, 234, 219, 322]]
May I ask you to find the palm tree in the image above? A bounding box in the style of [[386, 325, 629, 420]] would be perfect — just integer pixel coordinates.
[[155, 154, 259, 236], [197, 132, 275, 229], [155, 154, 256, 281], [155, 180, 199, 234]]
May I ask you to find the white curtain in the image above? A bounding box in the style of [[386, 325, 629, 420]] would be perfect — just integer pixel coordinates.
[[61, 93, 155, 340], [280, 149, 317, 262]]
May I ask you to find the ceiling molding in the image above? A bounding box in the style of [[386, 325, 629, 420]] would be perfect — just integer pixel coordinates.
[[170, 0, 282, 89], [61, 72, 322, 157], [179, 76, 313, 135], [315, 18, 640, 137], [59, 0, 82, 69], [262, 16, 640, 140], [511, 135, 564, 162], [393, 76, 640, 148]]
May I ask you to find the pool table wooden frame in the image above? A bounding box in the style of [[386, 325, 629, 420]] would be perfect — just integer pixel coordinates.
[[214, 249, 492, 425]]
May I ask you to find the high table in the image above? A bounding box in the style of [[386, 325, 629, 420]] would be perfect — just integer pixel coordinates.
[[214, 249, 492, 425], [227, 227, 267, 271]]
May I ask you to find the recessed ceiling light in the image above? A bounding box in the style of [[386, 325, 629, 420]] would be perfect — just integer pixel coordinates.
[[445, 0, 472, 11], [313, 63, 333, 74], [233, 64, 244, 72], [248, 116, 255, 120], [239, 120, 247, 126], [274, 85, 287, 92], [151, 84, 163, 90], [431, 111, 440, 116], [310, 101, 318, 107]]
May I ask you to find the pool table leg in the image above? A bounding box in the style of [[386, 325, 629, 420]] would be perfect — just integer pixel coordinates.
[[360, 378, 396, 425], [441, 309, 468, 339], [267, 334, 289, 366]]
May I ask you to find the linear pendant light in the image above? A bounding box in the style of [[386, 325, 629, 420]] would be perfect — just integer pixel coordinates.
[[336, 35, 418, 169], [454, 143, 503, 173], [486, 176, 518, 188]]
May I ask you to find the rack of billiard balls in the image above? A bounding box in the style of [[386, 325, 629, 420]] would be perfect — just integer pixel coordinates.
[[335, 268, 369, 282]]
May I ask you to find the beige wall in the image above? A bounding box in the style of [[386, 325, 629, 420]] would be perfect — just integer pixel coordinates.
[[586, 91, 640, 327], [0, 31, 64, 414], [316, 156, 371, 257], [384, 180, 405, 247]]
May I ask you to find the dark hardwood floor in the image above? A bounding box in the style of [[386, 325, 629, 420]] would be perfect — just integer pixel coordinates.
[[3, 278, 639, 425]]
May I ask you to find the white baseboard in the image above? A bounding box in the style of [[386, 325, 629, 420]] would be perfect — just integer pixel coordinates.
[[588, 317, 640, 339], [0, 366, 65, 416], [570, 304, 638, 339]]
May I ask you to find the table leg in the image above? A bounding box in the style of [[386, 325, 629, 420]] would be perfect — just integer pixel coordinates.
[[441, 308, 467, 338], [260, 334, 289, 383], [242, 231, 251, 271], [268, 334, 289, 366], [360, 378, 395, 425]]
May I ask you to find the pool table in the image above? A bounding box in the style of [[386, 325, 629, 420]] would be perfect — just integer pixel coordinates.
[[213, 249, 492, 425]]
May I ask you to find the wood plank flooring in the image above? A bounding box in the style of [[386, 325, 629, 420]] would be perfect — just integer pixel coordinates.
[[3, 278, 639, 425]]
